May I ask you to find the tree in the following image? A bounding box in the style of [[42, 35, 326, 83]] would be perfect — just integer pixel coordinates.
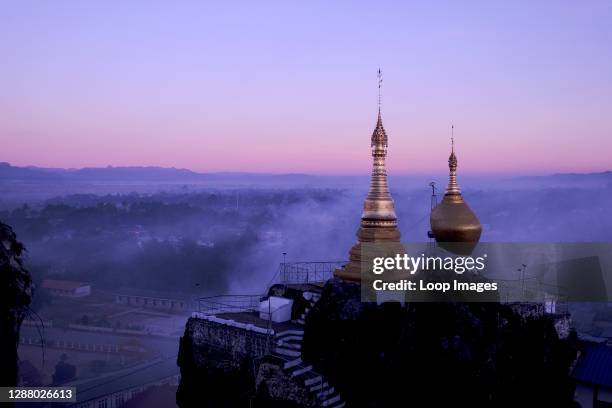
[[0, 221, 33, 386]]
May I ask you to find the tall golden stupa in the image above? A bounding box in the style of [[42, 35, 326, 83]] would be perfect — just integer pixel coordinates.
[[430, 128, 482, 254], [334, 70, 402, 282]]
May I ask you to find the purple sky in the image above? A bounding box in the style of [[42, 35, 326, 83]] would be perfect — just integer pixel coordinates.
[[1, 1, 611, 175]]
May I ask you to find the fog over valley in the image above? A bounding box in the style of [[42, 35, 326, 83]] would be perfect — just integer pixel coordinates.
[[1, 166, 611, 296], [2, 164, 611, 389]]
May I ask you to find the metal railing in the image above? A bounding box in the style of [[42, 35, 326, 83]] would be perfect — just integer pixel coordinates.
[[495, 276, 569, 313], [195, 261, 345, 316], [197, 295, 263, 315], [279, 261, 346, 284], [195, 294, 275, 353]]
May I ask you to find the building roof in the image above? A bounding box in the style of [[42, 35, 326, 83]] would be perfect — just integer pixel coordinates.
[[573, 343, 612, 387], [68, 357, 179, 404], [42, 279, 90, 291]]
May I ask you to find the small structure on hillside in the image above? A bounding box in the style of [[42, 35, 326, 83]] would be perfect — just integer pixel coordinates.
[[114, 289, 191, 311], [42, 279, 91, 297]]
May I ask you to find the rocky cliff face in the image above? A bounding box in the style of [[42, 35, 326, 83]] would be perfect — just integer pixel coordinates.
[[177, 317, 258, 407], [177, 279, 578, 407], [301, 278, 578, 408], [0, 221, 33, 386], [177, 316, 317, 408]]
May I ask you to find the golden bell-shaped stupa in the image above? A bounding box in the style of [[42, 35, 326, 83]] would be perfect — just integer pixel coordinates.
[[430, 132, 482, 254]]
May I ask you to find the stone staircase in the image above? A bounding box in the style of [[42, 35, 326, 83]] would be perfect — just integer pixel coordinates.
[[272, 292, 346, 408]]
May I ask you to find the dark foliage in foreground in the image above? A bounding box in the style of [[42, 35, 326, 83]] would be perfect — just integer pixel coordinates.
[[0, 221, 33, 386]]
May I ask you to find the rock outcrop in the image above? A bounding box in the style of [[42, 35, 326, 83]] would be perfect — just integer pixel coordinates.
[[301, 278, 578, 408], [177, 317, 260, 407], [177, 278, 577, 407]]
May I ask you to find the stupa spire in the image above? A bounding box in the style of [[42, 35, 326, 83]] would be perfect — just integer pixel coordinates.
[[362, 69, 396, 227], [334, 69, 402, 282], [445, 125, 461, 196], [377, 67, 382, 114]]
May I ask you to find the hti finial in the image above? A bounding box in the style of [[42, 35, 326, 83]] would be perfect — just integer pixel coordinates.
[[446, 124, 460, 195], [377, 68, 383, 112]]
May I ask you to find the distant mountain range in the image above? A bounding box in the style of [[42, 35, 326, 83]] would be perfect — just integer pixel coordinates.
[[514, 171, 612, 182], [1, 162, 610, 187], [507, 171, 612, 188], [0, 162, 319, 183]]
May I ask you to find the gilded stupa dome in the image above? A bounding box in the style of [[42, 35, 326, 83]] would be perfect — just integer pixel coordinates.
[[430, 132, 482, 254]]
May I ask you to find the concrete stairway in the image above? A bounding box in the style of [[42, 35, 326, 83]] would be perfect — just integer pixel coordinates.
[[272, 292, 346, 408]]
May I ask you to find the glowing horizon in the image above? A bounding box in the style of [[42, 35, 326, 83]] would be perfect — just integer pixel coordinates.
[[1, 1, 611, 176]]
